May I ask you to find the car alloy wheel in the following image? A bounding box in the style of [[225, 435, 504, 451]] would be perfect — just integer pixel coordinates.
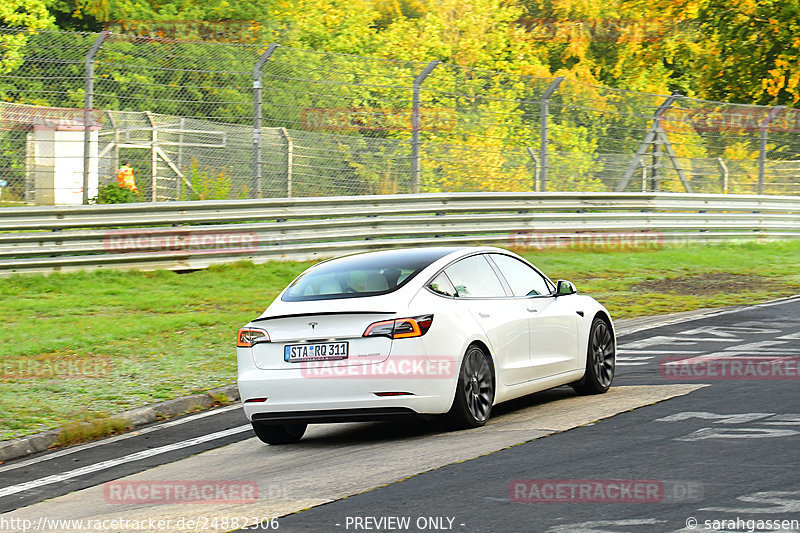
[[448, 344, 494, 428], [572, 317, 615, 395]]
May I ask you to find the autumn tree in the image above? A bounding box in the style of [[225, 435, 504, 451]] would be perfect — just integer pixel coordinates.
[[694, 0, 800, 106], [1, 0, 51, 74]]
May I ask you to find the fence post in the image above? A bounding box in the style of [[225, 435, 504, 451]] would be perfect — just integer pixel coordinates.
[[83, 31, 109, 205], [651, 133, 662, 190], [280, 127, 293, 197], [758, 106, 785, 195], [539, 77, 564, 192], [717, 157, 729, 194], [178, 117, 184, 199], [617, 93, 680, 192], [411, 60, 441, 194], [526, 147, 540, 192], [144, 111, 157, 202], [107, 112, 120, 178], [24, 134, 34, 202], [253, 43, 280, 199], [640, 160, 647, 192]]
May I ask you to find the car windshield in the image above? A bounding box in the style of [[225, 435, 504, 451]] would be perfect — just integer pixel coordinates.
[[282, 248, 457, 301]]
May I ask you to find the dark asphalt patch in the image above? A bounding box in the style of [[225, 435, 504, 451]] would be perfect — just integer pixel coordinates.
[[633, 273, 772, 295]]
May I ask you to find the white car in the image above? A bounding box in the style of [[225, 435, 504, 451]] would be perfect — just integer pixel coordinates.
[[237, 246, 615, 444]]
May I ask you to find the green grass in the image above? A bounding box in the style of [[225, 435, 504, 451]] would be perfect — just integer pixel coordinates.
[[1, 241, 799, 443], [519, 240, 800, 318], [0, 260, 312, 442]]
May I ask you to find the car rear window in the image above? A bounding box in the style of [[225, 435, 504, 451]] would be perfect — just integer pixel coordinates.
[[281, 248, 457, 301]]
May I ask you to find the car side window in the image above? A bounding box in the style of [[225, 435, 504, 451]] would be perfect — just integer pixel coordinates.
[[489, 254, 552, 297], [428, 272, 458, 297], [444, 255, 507, 298]]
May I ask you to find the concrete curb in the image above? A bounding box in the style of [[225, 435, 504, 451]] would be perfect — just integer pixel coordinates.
[[0, 384, 239, 463]]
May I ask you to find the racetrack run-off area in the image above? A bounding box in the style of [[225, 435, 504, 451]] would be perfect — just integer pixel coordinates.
[[0, 296, 798, 533], [2, 241, 799, 444]]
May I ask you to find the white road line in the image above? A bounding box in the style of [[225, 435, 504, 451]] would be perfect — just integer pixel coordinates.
[[617, 350, 702, 355], [660, 352, 758, 366], [0, 425, 251, 499], [0, 404, 243, 474], [725, 349, 799, 354], [616, 294, 800, 337], [724, 340, 794, 351], [662, 350, 800, 366], [623, 336, 742, 349]]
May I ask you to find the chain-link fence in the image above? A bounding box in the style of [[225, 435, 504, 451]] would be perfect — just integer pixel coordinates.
[[1, 26, 799, 204]]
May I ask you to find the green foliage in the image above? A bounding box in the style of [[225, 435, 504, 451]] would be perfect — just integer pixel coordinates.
[[373, 0, 427, 29], [93, 183, 142, 204], [0, 0, 51, 74], [183, 158, 234, 200], [694, 0, 800, 105], [12, 0, 800, 109]]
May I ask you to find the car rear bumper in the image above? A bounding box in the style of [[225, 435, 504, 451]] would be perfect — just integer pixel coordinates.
[[251, 407, 419, 424], [238, 368, 457, 421]]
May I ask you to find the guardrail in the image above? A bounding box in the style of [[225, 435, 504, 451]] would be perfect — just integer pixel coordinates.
[[1, 192, 799, 276]]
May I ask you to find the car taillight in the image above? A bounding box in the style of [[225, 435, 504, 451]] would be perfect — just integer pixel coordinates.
[[237, 327, 270, 347], [363, 315, 433, 339]]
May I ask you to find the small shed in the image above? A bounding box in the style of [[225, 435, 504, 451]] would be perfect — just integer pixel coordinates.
[[4, 103, 101, 205]]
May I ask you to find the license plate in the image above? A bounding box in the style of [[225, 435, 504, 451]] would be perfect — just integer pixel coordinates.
[[284, 342, 349, 362]]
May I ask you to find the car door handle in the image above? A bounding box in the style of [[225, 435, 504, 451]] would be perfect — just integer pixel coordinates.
[[526, 307, 538, 313], [478, 312, 491, 318]]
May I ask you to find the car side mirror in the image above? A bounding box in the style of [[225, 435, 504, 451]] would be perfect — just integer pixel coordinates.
[[555, 280, 577, 296]]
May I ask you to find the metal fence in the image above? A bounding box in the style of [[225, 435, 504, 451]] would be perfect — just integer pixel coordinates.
[[1, 27, 800, 206], [1, 192, 799, 275]]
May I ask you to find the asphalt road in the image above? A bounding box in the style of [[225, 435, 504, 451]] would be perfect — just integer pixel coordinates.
[[0, 297, 798, 533], [0, 406, 252, 513], [263, 297, 800, 533]]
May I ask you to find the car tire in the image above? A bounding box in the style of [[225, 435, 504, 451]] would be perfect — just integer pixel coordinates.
[[251, 421, 307, 445], [447, 344, 495, 429], [572, 317, 615, 395]]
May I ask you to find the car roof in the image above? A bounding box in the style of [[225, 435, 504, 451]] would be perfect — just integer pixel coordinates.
[[311, 246, 496, 264]]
